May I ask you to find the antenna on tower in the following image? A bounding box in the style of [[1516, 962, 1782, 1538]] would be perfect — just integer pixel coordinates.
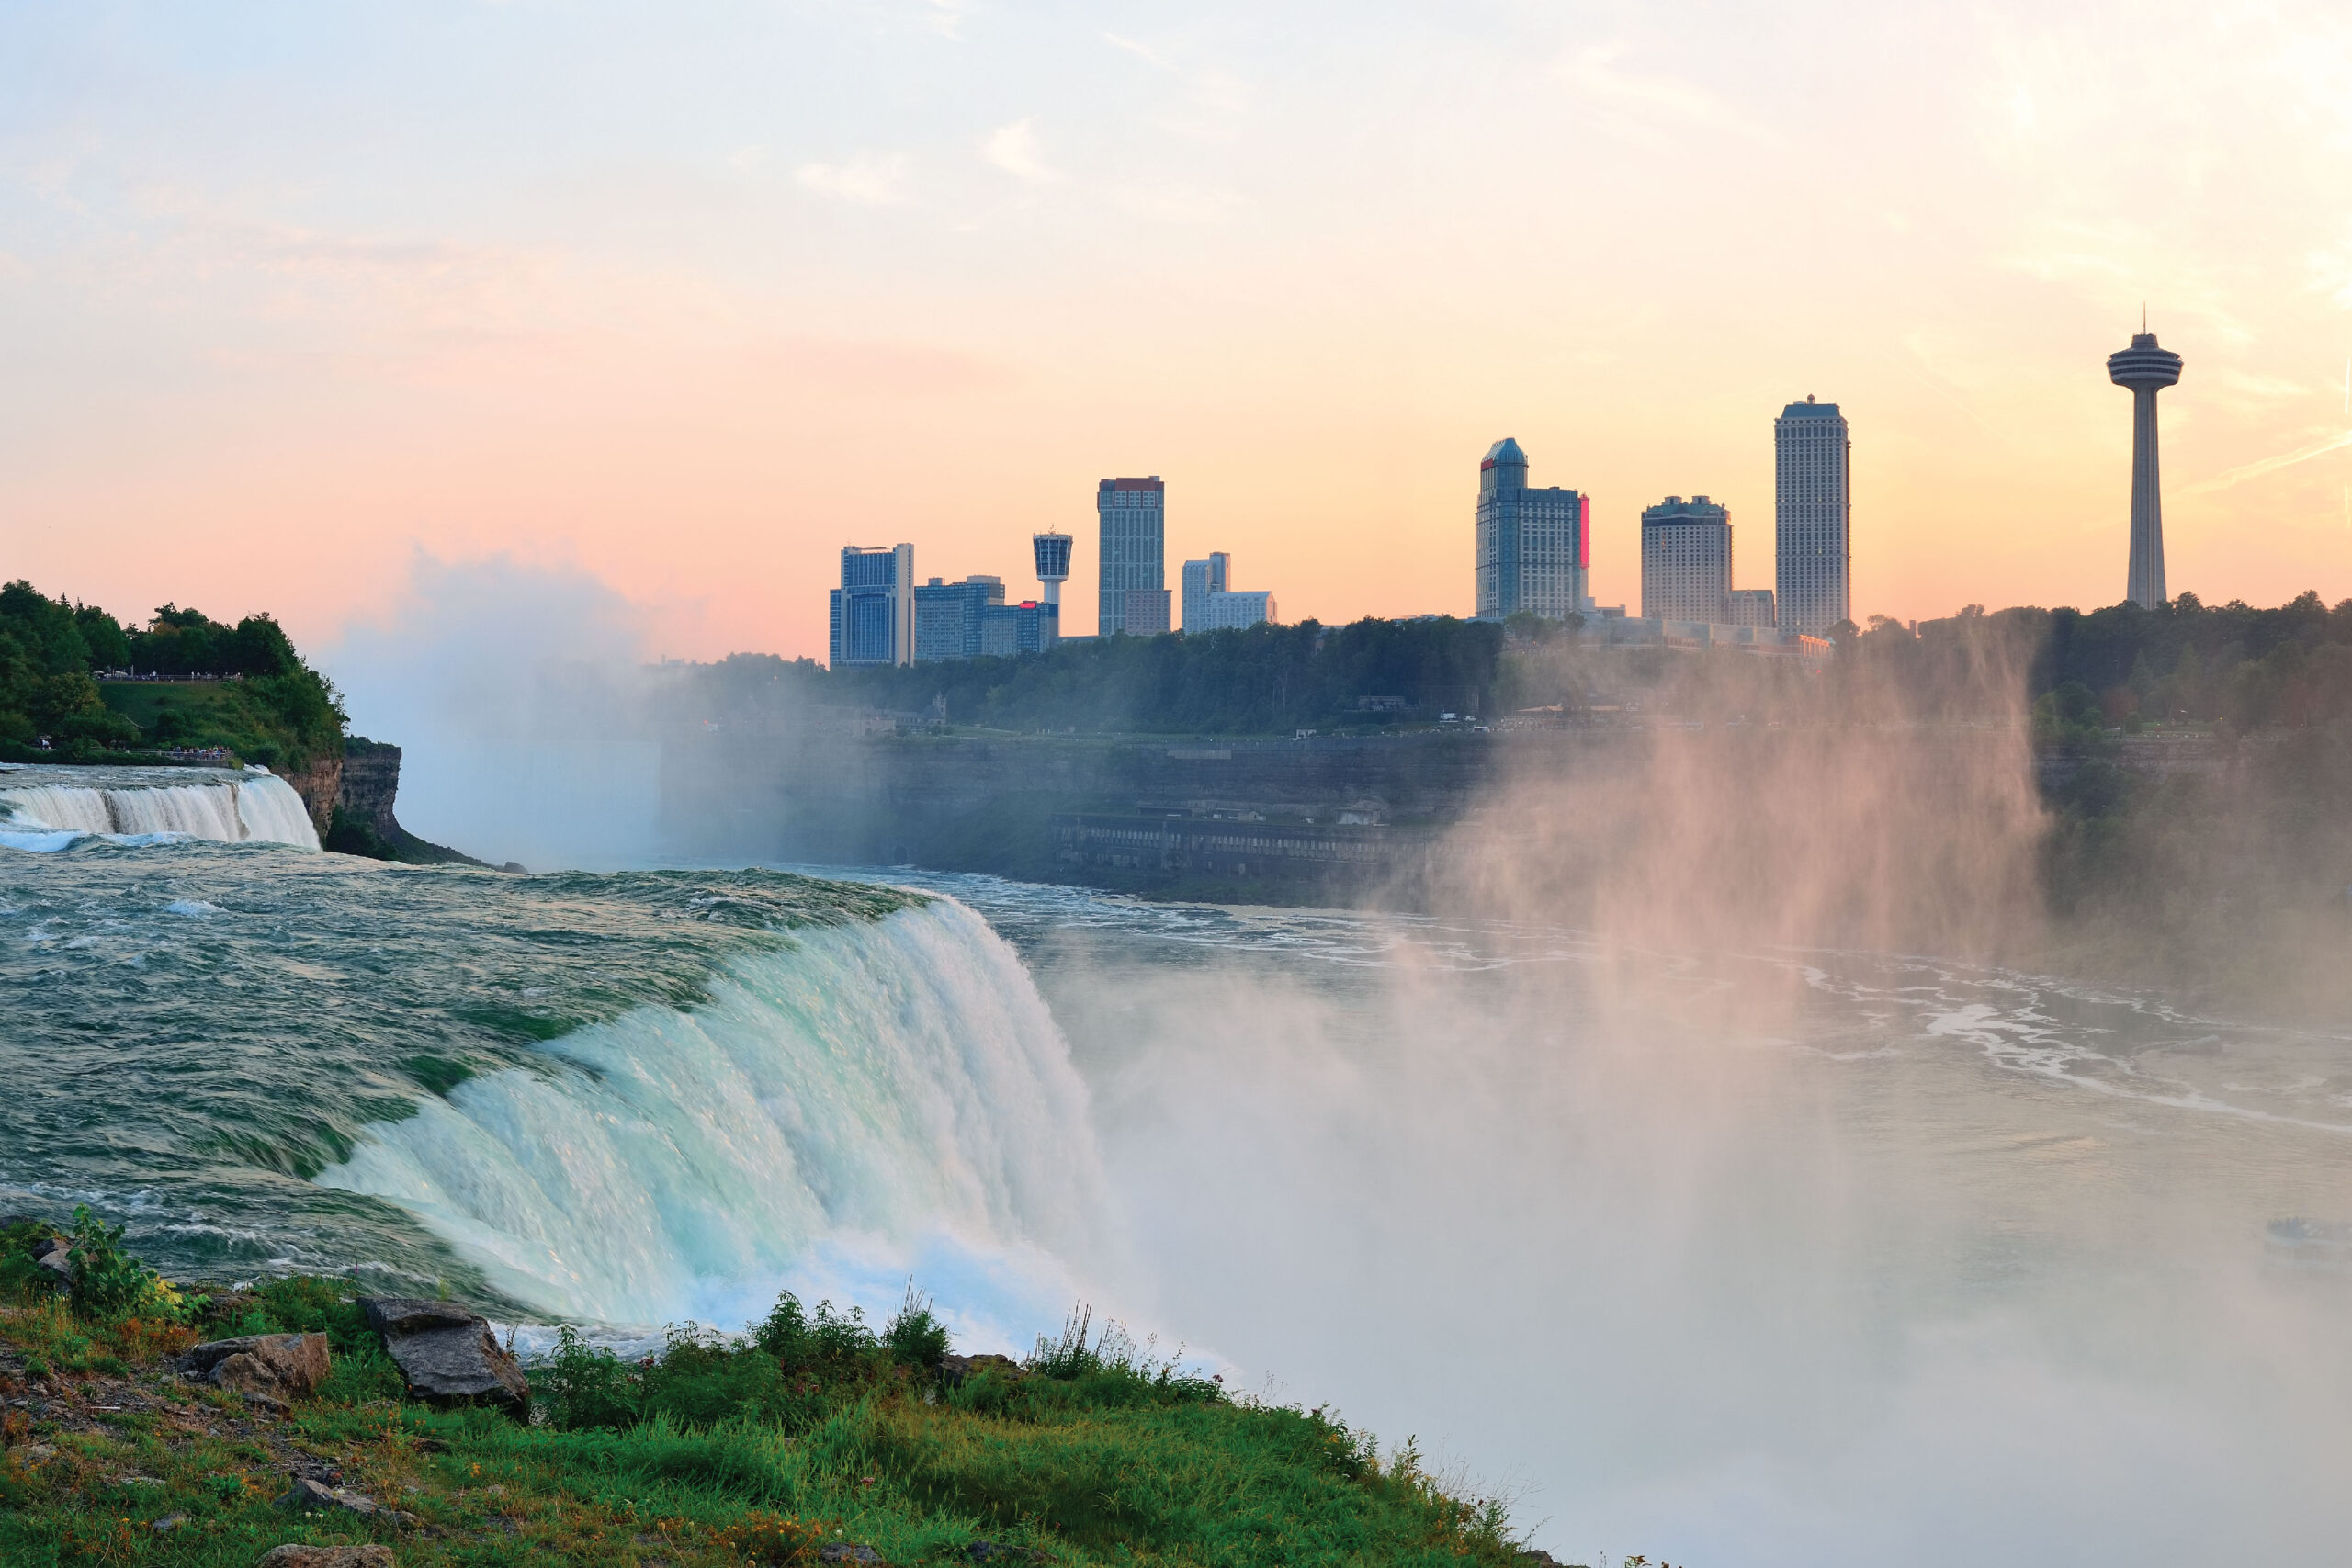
[[2142, 302, 2148, 333]]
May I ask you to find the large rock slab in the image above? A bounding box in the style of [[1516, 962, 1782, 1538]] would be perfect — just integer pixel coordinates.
[[187, 1334, 331, 1401], [357, 1297, 527, 1413]]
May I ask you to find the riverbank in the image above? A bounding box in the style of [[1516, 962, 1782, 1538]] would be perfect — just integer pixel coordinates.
[[0, 1218, 1544, 1568]]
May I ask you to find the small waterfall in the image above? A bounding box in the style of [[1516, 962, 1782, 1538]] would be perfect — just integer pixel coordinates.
[[316, 898, 1108, 1326], [0, 770, 319, 851]]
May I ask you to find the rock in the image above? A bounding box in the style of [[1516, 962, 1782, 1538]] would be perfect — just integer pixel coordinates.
[[359, 1298, 478, 1337], [187, 1334, 331, 1401], [255, 1547, 396, 1568], [153, 1516, 186, 1534], [277, 1477, 382, 1517], [28, 1235, 68, 1260], [938, 1353, 1023, 1389], [357, 1297, 528, 1413], [34, 1251, 71, 1288], [819, 1548, 885, 1565], [967, 1542, 1046, 1562]]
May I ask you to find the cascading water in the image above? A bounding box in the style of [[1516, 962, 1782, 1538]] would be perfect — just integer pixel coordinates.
[[315, 898, 1108, 1327], [0, 765, 318, 851]]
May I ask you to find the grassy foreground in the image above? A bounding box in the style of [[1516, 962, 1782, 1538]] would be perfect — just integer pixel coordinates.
[[0, 1217, 1546, 1568]]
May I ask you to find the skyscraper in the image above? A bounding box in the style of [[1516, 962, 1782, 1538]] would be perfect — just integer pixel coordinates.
[[1097, 477, 1168, 636], [1640, 495, 1732, 622], [1774, 398, 1850, 636], [2109, 321, 2184, 609], [829, 544, 915, 667], [1474, 438, 1589, 621], [1033, 532, 1073, 609], [1181, 552, 1228, 630], [913, 574, 1005, 661]]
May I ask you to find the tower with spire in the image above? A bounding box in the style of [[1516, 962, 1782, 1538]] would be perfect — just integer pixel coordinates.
[[2109, 310, 2184, 609]]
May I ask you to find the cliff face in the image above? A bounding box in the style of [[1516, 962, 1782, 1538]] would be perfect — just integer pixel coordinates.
[[285, 751, 345, 837], [336, 738, 404, 841]]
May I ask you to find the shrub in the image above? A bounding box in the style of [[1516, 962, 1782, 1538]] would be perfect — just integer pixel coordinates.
[[539, 1325, 643, 1432], [881, 1285, 950, 1371], [64, 1207, 198, 1323], [641, 1325, 793, 1429]]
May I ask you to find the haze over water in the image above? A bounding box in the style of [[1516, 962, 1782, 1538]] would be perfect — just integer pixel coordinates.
[[6, 770, 2351, 1563]]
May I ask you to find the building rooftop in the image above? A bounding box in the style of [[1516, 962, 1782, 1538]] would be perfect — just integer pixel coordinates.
[[1100, 477, 1165, 491], [1481, 437, 1527, 470]]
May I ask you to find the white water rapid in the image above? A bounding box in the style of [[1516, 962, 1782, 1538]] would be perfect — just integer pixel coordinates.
[[315, 898, 1108, 1333], [0, 767, 319, 852]]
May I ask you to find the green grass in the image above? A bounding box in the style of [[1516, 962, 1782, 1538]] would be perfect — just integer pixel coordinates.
[[0, 1249, 1533, 1567]]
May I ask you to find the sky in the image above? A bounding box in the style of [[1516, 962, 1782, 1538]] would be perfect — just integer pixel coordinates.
[[3, 0, 2351, 658]]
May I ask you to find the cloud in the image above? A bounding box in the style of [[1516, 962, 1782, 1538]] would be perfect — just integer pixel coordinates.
[[2184, 427, 2352, 495], [794, 153, 910, 206], [984, 119, 1058, 183], [1110, 185, 1241, 225], [1551, 41, 1760, 142]]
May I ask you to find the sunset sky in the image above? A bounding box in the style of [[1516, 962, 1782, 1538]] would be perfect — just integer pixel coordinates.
[[4, 0, 2351, 658]]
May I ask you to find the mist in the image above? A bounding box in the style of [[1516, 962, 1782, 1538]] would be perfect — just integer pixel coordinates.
[[324, 551, 668, 869], [320, 578, 2352, 1562]]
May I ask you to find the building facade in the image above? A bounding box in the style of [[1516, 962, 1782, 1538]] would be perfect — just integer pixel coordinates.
[[1118, 588, 1171, 637], [1097, 477, 1166, 635], [1726, 588, 1776, 628], [1181, 552, 1229, 631], [1639, 495, 1732, 623], [979, 600, 1060, 657], [1198, 590, 1275, 630], [1774, 399, 1850, 636], [913, 575, 1006, 662], [1475, 438, 1589, 620], [829, 543, 915, 667]]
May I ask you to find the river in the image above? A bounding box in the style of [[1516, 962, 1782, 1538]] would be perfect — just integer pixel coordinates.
[[3, 769, 2349, 1564]]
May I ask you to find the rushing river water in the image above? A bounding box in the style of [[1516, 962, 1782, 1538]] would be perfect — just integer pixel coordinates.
[[4, 796, 2351, 1564]]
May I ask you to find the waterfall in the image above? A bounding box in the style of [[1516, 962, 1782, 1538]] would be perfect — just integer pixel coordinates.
[[314, 897, 1110, 1328], [0, 769, 319, 852]]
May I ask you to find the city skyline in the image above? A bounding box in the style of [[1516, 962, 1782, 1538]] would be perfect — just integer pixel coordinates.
[[6, 5, 2351, 660]]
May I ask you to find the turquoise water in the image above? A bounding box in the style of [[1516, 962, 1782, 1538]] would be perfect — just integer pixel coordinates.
[[10, 805, 2352, 1563], [0, 839, 939, 1302]]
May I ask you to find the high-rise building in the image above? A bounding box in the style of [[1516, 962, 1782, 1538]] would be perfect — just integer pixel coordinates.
[[1474, 438, 1589, 621], [1181, 552, 1229, 631], [913, 575, 1006, 662], [2109, 321, 2184, 609], [1198, 590, 1275, 630], [1726, 589, 1776, 628], [829, 544, 914, 667], [1118, 589, 1171, 637], [1774, 398, 1850, 636], [979, 600, 1060, 657], [1640, 495, 1732, 623], [1097, 477, 1167, 635], [1033, 532, 1073, 610]]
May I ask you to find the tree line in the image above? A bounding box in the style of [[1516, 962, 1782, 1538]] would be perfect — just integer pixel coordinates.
[[0, 581, 344, 766]]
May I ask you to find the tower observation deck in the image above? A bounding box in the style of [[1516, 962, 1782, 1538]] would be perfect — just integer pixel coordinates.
[[2108, 324, 2184, 609]]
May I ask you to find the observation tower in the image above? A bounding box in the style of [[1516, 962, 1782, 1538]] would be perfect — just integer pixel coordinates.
[[1032, 531, 1072, 609], [2108, 315, 2184, 609]]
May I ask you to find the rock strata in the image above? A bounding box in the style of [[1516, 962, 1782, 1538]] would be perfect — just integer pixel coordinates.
[[358, 1297, 528, 1413], [187, 1334, 331, 1402]]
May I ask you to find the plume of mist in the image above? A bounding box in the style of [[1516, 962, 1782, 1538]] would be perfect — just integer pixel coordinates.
[[324, 551, 666, 869], [1435, 615, 2051, 985]]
